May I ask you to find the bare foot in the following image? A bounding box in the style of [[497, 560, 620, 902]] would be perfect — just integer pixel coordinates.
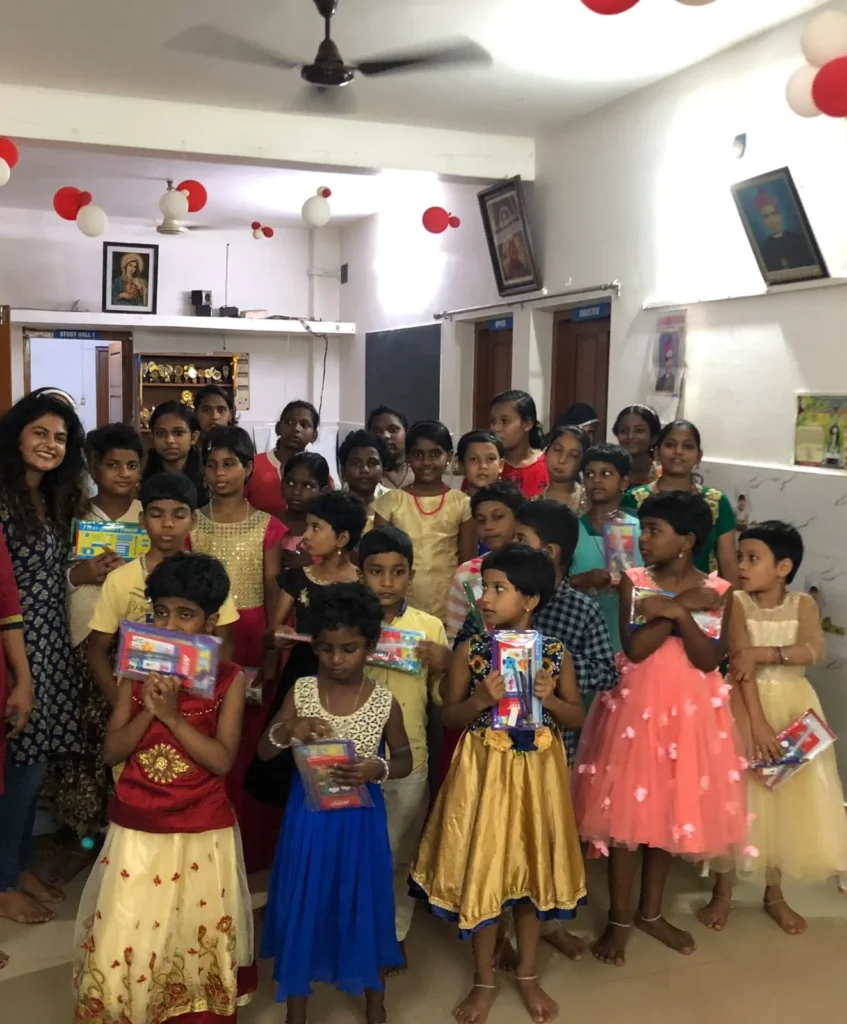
[[543, 927, 587, 961], [591, 920, 630, 966], [20, 871, 64, 905], [365, 988, 387, 1024], [386, 940, 407, 977], [0, 890, 54, 924], [0, 949, 9, 970], [516, 977, 559, 1022], [635, 914, 696, 955], [697, 896, 731, 931], [454, 982, 497, 1024], [494, 935, 518, 972], [764, 899, 806, 935]]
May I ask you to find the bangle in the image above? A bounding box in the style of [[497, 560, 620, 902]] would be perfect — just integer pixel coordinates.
[[777, 647, 788, 665], [373, 756, 390, 784], [268, 722, 291, 750]]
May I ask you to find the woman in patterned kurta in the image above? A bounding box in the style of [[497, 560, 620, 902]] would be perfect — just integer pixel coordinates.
[[0, 392, 87, 926]]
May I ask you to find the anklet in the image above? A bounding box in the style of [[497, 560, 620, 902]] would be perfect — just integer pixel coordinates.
[[608, 920, 631, 928], [516, 975, 538, 981], [764, 898, 786, 907], [638, 912, 662, 922], [473, 983, 496, 990]]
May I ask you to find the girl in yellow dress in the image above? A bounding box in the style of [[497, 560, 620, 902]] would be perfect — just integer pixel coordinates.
[[411, 544, 586, 1024], [699, 521, 847, 936]]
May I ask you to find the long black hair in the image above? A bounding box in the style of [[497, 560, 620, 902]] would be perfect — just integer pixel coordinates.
[[142, 401, 208, 504], [0, 391, 86, 534], [491, 389, 544, 449]]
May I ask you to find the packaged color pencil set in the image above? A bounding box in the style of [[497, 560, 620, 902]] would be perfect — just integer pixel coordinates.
[[115, 620, 221, 698], [72, 519, 150, 560], [293, 738, 374, 811], [749, 707, 836, 789], [367, 626, 425, 674], [602, 517, 638, 573], [490, 630, 543, 731], [631, 586, 723, 640]]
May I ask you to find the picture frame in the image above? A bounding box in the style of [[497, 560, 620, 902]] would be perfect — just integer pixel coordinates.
[[730, 168, 828, 286], [102, 242, 159, 314], [477, 176, 542, 297]]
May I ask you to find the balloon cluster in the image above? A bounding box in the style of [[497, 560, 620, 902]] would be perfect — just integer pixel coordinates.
[[786, 11, 847, 119], [53, 186, 108, 237], [160, 178, 209, 220], [579, 0, 716, 13], [302, 186, 332, 228], [251, 221, 275, 239], [422, 207, 461, 234], [0, 138, 19, 188]]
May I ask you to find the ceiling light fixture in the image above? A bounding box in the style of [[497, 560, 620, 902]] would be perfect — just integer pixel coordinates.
[[732, 133, 747, 159]]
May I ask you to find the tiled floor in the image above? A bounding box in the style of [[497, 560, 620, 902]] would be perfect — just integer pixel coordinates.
[[2, 859, 846, 1022]]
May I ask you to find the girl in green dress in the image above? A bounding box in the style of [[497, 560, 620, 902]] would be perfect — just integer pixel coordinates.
[[622, 419, 737, 586]]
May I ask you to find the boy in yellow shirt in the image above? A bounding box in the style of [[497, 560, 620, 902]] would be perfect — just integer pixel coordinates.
[[358, 525, 451, 967], [87, 473, 239, 704]]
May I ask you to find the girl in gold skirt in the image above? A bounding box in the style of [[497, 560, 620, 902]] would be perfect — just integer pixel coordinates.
[[410, 545, 587, 1024], [699, 522, 847, 937]]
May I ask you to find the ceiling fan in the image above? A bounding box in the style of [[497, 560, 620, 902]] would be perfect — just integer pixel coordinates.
[[165, 0, 491, 112]]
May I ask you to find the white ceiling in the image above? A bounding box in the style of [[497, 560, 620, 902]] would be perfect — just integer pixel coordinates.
[[0, 0, 829, 134], [0, 144, 391, 227]]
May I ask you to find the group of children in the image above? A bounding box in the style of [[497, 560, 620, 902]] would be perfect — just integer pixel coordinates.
[[0, 385, 845, 1024]]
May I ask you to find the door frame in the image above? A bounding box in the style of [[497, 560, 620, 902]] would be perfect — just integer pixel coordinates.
[[549, 308, 612, 434]]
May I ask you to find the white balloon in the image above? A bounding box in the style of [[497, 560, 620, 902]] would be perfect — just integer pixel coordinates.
[[301, 194, 331, 228], [0, 158, 9, 187], [159, 188, 189, 220], [786, 64, 822, 118], [252, 228, 263, 239], [77, 203, 108, 237], [676, 0, 717, 5], [801, 10, 847, 67]]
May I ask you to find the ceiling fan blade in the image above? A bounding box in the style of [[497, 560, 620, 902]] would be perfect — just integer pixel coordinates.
[[355, 38, 490, 77], [292, 85, 356, 116], [165, 25, 301, 71]]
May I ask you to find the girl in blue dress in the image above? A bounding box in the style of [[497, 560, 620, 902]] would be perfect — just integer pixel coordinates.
[[257, 581, 412, 1024]]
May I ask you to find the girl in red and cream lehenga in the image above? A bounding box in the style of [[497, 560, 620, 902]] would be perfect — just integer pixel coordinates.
[[73, 552, 255, 1023]]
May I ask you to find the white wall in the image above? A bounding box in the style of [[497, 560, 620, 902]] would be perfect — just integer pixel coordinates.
[[28, 334, 99, 432], [338, 177, 502, 433]]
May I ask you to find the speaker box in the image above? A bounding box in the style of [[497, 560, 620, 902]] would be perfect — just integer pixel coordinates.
[[191, 289, 212, 307], [219, 306, 239, 318], [195, 304, 212, 317]]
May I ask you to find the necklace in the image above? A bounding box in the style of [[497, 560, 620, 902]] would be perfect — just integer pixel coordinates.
[[320, 676, 366, 719], [412, 485, 448, 516], [209, 498, 249, 523]]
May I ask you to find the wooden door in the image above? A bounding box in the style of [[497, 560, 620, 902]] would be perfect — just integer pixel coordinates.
[[96, 347, 110, 426], [473, 325, 512, 429], [108, 342, 125, 422], [550, 314, 611, 439]]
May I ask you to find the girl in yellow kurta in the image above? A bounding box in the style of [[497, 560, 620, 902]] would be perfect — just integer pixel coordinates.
[[411, 544, 586, 1024], [372, 420, 475, 624], [699, 521, 847, 937]]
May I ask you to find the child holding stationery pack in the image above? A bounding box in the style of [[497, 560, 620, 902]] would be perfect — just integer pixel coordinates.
[[412, 545, 587, 1024], [257, 582, 412, 1024], [73, 552, 256, 1022], [699, 521, 847, 936], [357, 526, 451, 963], [572, 491, 748, 967]]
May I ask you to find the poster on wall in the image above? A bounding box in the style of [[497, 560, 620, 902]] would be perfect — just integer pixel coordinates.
[[794, 395, 847, 470], [649, 311, 686, 422]]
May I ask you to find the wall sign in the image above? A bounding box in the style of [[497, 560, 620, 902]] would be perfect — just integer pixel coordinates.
[[571, 303, 610, 322], [52, 329, 101, 340], [488, 317, 513, 331]]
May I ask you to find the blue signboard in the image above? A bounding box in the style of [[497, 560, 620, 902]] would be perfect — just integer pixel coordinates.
[[571, 303, 610, 322], [488, 317, 513, 332], [53, 330, 101, 340]]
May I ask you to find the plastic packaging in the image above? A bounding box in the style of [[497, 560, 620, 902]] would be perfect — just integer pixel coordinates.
[[602, 513, 638, 573], [367, 627, 425, 674], [72, 518, 150, 560], [490, 630, 543, 730], [750, 707, 836, 789], [631, 586, 723, 639], [115, 620, 221, 698], [293, 738, 374, 810]]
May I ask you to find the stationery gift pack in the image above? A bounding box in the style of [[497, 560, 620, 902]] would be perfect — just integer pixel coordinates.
[[750, 707, 836, 790], [631, 586, 723, 640], [490, 630, 544, 731], [115, 620, 221, 698], [293, 738, 374, 811], [367, 627, 425, 675], [72, 519, 150, 560], [602, 516, 638, 574]]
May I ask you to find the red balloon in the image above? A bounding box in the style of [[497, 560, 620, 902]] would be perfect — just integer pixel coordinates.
[[812, 57, 847, 118], [177, 179, 208, 213], [251, 220, 261, 230], [448, 215, 461, 229], [580, 0, 640, 12], [261, 226, 274, 238], [321, 187, 332, 198], [77, 191, 92, 208], [53, 186, 83, 221], [0, 138, 19, 169], [422, 206, 450, 234]]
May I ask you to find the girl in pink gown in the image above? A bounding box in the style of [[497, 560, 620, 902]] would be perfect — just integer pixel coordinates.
[[572, 490, 748, 966]]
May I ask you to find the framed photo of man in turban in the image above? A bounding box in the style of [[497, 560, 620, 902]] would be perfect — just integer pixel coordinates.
[[102, 242, 159, 314], [731, 168, 828, 286]]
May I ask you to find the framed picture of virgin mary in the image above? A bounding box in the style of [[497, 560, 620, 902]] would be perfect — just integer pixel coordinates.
[[102, 242, 159, 314]]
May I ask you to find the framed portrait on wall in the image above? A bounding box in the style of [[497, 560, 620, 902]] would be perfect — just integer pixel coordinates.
[[102, 242, 159, 314], [477, 176, 542, 297], [730, 168, 828, 286]]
